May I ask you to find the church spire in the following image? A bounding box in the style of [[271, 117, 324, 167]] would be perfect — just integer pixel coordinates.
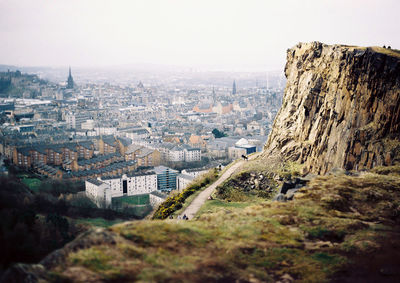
[[67, 66, 74, 89], [232, 80, 236, 95]]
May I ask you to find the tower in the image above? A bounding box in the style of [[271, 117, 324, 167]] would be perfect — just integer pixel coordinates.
[[232, 80, 236, 95], [212, 86, 216, 103], [67, 66, 74, 89]]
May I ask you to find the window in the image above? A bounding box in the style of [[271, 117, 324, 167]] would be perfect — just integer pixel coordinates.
[[123, 180, 127, 194]]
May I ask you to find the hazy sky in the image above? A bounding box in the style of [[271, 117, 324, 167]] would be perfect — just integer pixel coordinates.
[[0, 0, 399, 71]]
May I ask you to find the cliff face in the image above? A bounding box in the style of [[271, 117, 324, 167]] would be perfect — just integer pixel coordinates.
[[264, 42, 400, 174]]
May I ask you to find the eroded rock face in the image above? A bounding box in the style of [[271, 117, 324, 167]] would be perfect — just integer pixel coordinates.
[[264, 42, 400, 174]]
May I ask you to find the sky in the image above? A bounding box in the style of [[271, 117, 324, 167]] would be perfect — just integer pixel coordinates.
[[0, 0, 399, 71]]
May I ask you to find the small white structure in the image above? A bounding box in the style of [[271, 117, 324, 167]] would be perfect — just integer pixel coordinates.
[[177, 173, 194, 191], [85, 179, 112, 208], [66, 112, 76, 129], [181, 168, 209, 178], [228, 146, 247, 159], [81, 119, 95, 130]]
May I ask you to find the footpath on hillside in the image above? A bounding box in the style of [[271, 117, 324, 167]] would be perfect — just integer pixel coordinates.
[[179, 153, 259, 220]]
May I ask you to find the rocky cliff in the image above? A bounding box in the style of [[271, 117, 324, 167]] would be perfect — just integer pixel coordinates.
[[264, 42, 400, 174]]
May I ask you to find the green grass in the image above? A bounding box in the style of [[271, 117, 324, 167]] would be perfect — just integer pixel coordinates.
[[21, 177, 42, 192], [371, 46, 400, 58], [44, 164, 400, 282], [113, 194, 150, 206], [75, 218, 125, 228], [196, 198, 260, 217]]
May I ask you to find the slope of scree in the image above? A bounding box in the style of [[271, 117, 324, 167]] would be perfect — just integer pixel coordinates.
[[264, 42, 400, 174]]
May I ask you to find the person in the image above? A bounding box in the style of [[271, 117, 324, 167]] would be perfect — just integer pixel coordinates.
[[183, 214, 187, 220]]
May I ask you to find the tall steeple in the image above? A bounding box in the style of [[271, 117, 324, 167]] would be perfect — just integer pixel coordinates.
[[232, 80, 236, 95], [67, 66, 74, 89], [212, 86, 216, 103]]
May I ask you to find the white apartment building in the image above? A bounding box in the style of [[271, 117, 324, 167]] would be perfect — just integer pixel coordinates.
[[85, 171, 158, 208], [177, 173, 194, 191], [85, 179, 112, 208], [167, 145, 201, 162], [102, 172, 158, 198], [66, 112, 76, 129], [169, 146, 185, 162], [184, 147, 201, 162]]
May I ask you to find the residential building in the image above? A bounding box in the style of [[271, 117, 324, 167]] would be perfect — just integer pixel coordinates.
[[85, 179, 111, 208], [102, 171, 157, 198], [177, 173, 194, 191]]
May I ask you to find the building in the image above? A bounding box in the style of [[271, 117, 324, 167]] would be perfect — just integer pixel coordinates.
[[228, 146, 247, 159], [67, 67, 74, 89], [184, 147, 201, 162], [65, 112, 76, 129], [181, 167, 209, 178], [85, 179, 111, 208], [166, 145, 201, 162], [124, 144, 143, 161], [228, 138, 257, 159], [102, 171, 157, 198], [169, 146, 185, 162], [154, 165, 178, 192], [177, 173, 194, 191], [136, 148, 161, 167], [85, 170, 159, 209], [81, 119, 95, 130], [99, 136, 117, 154]]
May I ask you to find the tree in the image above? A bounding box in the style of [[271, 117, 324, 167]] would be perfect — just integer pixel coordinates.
[[212, 128, 227, 138]]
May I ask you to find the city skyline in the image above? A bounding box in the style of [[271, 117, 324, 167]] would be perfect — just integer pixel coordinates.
[[1, 0, 399, 71]]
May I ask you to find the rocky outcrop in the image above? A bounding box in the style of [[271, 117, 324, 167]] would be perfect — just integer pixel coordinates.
[[264, 42, 400, 174]]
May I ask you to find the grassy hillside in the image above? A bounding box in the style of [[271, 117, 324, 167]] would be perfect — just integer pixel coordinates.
[[16, 163, 400, 283]]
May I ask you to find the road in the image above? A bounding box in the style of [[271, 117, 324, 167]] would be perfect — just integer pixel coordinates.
[[179, 153, 259, 220]]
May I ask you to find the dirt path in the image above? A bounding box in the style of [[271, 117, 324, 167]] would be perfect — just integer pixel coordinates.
[[179, 154, 259, 220]]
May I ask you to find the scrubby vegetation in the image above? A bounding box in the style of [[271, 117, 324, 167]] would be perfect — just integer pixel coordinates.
[[215, 171, 278, 201], [214, 160, 302, 202], [152, 168, 219, 219]]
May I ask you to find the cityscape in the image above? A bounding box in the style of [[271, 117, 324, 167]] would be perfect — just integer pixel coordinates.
[[0, 65, 284, 210], [2, 1, 399, 281]]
